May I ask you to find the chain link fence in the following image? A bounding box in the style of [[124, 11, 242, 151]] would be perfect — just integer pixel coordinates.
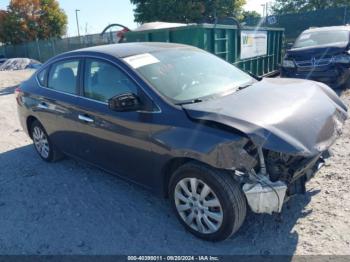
[[0, 31, 120, 62], [244, 6, 350, 44]]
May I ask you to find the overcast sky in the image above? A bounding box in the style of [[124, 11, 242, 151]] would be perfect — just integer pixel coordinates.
[[0, 0, 274, 37]]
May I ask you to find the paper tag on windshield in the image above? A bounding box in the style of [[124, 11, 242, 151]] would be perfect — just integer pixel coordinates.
[[123, 53, 160, 69]]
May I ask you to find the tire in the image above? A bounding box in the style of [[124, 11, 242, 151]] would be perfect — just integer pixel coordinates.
[[30, 120, 63, 162], [169, 162, 247, 241], [341, 74, 350, 90]]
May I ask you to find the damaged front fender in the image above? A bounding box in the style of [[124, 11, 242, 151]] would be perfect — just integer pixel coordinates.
[[151, 125, 258, 172]]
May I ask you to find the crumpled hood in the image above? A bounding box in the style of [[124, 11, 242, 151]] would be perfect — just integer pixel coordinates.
[[183, 78, 348, 156]]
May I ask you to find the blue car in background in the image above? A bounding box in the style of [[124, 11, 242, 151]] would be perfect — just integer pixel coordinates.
[[281, 26, 350, 88]]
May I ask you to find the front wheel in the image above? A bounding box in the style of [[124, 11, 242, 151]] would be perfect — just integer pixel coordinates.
[[169, 162, 247, 241]]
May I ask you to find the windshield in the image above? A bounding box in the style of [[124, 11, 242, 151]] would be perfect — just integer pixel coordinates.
[[124, 48, 253, 103], [293, 30, 349, 48]]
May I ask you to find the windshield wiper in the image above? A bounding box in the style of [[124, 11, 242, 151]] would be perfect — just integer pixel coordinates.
[[238, 83, 252, 90], [177, 98, 203, 105], [237, 79, 256, 90]]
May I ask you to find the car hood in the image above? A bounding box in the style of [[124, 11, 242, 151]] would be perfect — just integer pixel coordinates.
[[182, 78, 348, 156], [287, 44, 347, 60]]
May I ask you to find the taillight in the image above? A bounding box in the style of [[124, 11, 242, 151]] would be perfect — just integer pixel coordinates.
[[15, 86, 21, 94], [15, 86, 22, 105]]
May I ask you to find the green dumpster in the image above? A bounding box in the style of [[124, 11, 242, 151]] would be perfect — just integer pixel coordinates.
[[123, 23, 284, 77]]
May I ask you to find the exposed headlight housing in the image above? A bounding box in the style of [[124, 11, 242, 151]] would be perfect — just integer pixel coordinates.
[[332, 54, 350, 64], [282, 59, 295, 68]]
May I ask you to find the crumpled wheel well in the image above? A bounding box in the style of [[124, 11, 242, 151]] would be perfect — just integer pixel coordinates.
[[163, 157, 216, 198], [163, 157, 194, 198]]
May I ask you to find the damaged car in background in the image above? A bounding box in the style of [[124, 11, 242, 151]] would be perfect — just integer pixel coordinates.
[[281, 26, 350, 87], [16, 43, 348, 241]]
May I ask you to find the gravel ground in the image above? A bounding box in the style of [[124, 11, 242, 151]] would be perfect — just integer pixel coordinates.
[[0, 70, 349, 255]]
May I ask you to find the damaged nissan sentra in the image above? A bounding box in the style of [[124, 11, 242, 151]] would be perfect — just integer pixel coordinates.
[[16, 43, 348, 241]]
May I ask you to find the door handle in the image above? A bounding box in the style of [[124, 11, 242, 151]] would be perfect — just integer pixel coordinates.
[[38, 102, 49, 109], [78, 114, 94, 123]]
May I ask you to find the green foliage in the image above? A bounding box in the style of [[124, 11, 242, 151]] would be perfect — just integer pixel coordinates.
[[240, 10, 261, 22], [272, 0, 350, 15], [0, 11, 22, 45], [0, 0, 67, 44], [130, 0, 246, 23], [37, 0, 68, 40]]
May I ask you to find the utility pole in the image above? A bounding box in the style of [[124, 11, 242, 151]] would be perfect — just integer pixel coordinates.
[[261, 4, 266, 17], [75, 9, 80, 37]]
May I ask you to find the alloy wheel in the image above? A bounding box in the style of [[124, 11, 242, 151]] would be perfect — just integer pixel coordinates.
[[32, 126, 50, 159], [174, 177, 223, 234]]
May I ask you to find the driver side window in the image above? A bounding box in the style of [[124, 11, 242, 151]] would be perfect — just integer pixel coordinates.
[[84, 59, 137, 102]]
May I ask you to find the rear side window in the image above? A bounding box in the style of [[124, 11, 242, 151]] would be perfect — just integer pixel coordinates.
[[48, 60, 79, 94], [83, 59, 138, 102], [37, 68, 47, 86]]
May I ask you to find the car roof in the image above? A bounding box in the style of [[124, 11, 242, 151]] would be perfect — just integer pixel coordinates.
[[67, 42, 194, 58], [303, 25, 350, 33]]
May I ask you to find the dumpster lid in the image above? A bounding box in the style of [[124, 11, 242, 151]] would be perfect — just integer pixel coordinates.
[[134, 22, 187, 31]]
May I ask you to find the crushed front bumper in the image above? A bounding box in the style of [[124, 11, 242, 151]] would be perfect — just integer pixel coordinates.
[[287, 152, 329, 196], [242, 150, 329, 214]]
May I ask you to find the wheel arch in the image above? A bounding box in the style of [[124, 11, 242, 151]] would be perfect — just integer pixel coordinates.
[[26, 115, 39, 139], [162, 157, 215, 198]]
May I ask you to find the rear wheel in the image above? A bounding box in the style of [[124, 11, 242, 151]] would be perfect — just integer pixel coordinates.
[[30, 120, 62, 162], [341, 74, 350, 89], [169, 162, 247, 241]]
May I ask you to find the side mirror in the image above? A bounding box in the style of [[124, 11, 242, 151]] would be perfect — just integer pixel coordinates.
[[286, 42, 294, 50], [108, 93, 141, 112]]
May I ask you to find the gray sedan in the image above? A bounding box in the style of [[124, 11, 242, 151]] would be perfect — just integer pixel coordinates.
[[16, 42, 348, 241]]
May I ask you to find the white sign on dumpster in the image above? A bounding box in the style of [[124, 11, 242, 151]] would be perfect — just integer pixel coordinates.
[[240, 30, 267, 59]]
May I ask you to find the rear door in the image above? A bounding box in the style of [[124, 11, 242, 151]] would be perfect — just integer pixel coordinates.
[[35, 58, 82, 155], [73, 57, 156, 185]]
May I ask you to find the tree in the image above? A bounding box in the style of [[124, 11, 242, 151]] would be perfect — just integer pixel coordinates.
[[0, 10, 8, 43], [0, 0, 67, 44], [272, 0, 350, 15], [240, 10, 261, 22], [36, 0, 68, 40], [130, 0, 246, 24], [0, 9, 24, 44]]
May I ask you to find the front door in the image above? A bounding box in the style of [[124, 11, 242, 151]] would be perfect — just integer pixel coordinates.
[[74, 58, 156, 186]]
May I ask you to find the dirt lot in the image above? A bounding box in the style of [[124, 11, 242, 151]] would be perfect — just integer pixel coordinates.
[[0, 70, 349, 255]]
